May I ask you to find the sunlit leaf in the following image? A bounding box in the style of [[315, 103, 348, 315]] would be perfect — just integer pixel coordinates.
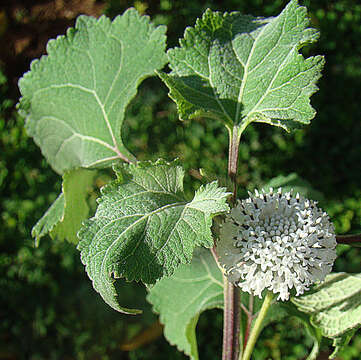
[[78, 160, 230, 312], [18, 10, 167, 173], [160, 0, 323, 132]]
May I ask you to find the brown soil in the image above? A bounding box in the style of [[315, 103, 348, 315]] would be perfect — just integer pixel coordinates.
[[0, 0, 106, 98]]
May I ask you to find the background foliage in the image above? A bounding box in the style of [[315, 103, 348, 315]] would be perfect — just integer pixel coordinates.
[[0, 0, 360, 359]]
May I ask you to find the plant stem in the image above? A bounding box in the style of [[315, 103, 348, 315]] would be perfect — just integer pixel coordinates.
[[222, 124, 242, 360], [241, 292, 273, 360], [336, 234, 361, 246], [210, 245, 222, 270], [243, 295, 254, 351], [223, 276, 241, 360], [228, 125, 241, 203]]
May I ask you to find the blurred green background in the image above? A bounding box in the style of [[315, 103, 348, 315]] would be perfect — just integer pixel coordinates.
[[0, 0, 360, 359]]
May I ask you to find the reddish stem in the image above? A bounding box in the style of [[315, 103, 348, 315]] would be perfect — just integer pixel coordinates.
[[223, 277, 241, 360], [336, 234, 361, 246], [222, 125, 242, 360], [243, 295, 254, 351]]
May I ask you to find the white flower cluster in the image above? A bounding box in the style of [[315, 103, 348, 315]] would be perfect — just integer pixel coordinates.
[[217, 188, 337, 301]]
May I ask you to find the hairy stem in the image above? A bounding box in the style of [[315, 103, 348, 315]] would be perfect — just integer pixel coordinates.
[[211, 245, 222, 270], [242, 292, 273, 360], [223, 276, 241, 360], [222, 124, 242, 360]]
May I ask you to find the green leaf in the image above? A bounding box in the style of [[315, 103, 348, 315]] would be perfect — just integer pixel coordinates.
[[329, 329, 356, 359], [32, 168, 96, 245], [147, 248, 287, 359], [32, 193, 65, 247], [292, 273, 361, 338], [147, 247, 223, 359], [18, 9, 167, 174], [263, 173, 325, 203], [77, 160, 230, 313], [160, 0, 323, 131], [51, 169, 97, 244], [283, 301, 356, 360]]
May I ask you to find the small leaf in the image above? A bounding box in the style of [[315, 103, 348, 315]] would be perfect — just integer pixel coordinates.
[[51, 168, 97, 244], [77, 160, 230, 313], [32, 168, 96, 245], [18, 9, 167, 174], [147, 248, 224, 359], [160, 0, 323, 131], [292, 273, 361, 338], [32, 193, 65, 247]]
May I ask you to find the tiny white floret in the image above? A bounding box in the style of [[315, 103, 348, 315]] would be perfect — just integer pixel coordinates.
[[216, 188, 337, 301]]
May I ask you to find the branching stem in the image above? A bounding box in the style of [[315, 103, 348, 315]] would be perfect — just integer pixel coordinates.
[[241, 292, 273, 360]]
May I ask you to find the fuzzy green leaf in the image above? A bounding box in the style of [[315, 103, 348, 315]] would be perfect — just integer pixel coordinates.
[[147, 248, 223, 359], [292, 273, 361, 338], [77, 161, 230, 313], [160, 0, 323, 131], [32, 168, 96, 245], [18, 10, 167, 174], [147, 248, 287, 359]]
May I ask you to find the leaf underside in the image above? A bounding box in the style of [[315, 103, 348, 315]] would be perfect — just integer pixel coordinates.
[[292, 273, 361, 338], [51, 169, 97, 244], [18, 9, 167, 174], [160, 0, 324, 131], [77, 161, 230, 313], [32, 168, 96, 245]]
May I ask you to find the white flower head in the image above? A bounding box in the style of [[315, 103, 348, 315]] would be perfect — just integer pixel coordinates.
[[217, 188, 337, 301]]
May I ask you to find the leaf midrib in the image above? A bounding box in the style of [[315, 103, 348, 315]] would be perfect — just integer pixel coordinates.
[[93, 191, 224, 284], [235, 20, 268, 121], [97, 200, 187, 284]]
